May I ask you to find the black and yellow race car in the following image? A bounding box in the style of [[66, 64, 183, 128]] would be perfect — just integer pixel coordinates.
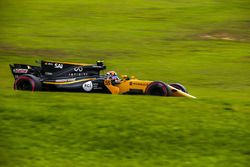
[[10, 60, 196, 98]]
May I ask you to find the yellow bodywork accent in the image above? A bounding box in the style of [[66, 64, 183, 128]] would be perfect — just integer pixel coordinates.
[[43, 78, 96, 85], [116, 79, 152, 94], [104, 78, 152, 94], [104, 80, 120, 94]]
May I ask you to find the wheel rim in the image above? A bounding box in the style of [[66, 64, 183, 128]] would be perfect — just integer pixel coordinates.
[[14, 76, 35, 91], [17, 80, 33, 90], [149, 87, 165, 96], [146, 82, 169, 96]]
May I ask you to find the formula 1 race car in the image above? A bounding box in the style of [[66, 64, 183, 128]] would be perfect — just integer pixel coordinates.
[[10, 60, 196, 98]]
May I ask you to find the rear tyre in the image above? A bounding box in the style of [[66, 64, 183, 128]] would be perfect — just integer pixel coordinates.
[[145, 81, 171, 96], [170, 83, 187, 93], [14, 74, 41, 91]]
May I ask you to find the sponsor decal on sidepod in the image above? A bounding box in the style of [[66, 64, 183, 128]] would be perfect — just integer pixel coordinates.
[[82, 81, 93, 92]]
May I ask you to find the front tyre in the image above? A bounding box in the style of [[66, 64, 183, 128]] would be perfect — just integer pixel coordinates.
[[14, 74, 41, 91], [145, 81, 171, 96], [170, 83, 187, 93]]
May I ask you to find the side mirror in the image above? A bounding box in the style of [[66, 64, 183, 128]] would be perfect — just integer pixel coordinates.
[[131, 76, 136, 79], [121, 75, 130, 80]]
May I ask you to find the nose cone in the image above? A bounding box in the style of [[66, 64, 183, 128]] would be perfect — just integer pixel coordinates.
[[168, 85, 197, 98]]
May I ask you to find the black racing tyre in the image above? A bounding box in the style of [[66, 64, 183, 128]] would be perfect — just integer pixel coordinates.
[[170, 83, 187, 93], [145, 81, 171, 96], [14, 74, 41, 91]]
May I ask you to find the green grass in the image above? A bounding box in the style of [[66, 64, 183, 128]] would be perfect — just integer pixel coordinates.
[[0, 0, 250, 166]]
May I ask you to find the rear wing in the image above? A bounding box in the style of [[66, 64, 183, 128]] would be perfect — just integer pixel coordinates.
[[9, 64, 41, 79]]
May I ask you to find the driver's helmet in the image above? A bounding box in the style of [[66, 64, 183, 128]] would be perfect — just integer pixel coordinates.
[[106, 71, 120, 82]]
